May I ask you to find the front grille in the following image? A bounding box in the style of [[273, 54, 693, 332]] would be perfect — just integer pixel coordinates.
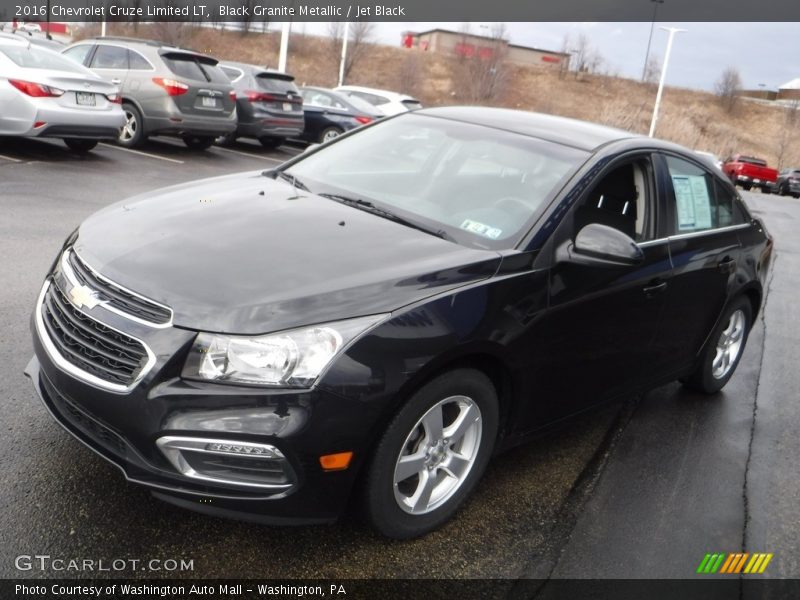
[[68, 251, 171, 326], [43, 375, 127, 457], [41, 279, 149, 387]]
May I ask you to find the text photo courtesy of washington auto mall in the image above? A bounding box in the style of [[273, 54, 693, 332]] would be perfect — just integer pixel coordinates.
[[2, 0, 800, 598]]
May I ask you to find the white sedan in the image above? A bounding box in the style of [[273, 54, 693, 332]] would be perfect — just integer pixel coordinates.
[[0, 34, 125, 153], [334, 85, 422, 116]]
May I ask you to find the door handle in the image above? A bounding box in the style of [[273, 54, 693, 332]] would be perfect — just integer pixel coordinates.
[[718, 257, 736, 274], [643, 281, 668, 297], [111, 78, 122, 85]]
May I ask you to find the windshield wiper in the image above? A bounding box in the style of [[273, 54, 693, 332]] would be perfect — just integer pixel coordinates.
[[262, 169, 309, 192], [318, 193, 453, 241]]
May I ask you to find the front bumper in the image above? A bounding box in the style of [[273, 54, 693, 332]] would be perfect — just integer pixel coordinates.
[[25, 277, 384, 523]]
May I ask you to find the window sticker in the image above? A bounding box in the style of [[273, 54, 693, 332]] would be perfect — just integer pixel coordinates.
[[460, 219, 503, 239], [673, 175, 712, 231]]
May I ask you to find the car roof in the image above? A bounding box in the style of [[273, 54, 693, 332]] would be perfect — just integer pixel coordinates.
[[218, 61, 294, 80], [335, 85, 417, 101], [415, 107, 640, 152]]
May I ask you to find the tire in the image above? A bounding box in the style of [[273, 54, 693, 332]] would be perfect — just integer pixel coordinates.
[[183, 135, 215, 151], [259, 136, 284, 149], [683, 297, 752, 394], [63, 139, 98, 153], [777, 182, 787, 196], [319, 127, 343, 144], [119, 102, 145, 148], [741, 183, 752, 191], [362, 368, 499, 539], [793, 194, 800, 199]]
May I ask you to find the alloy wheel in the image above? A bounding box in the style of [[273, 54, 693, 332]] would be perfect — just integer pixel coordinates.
[[120, 110, 137, 142], [393, 395, 482, 515], [712, 309, 745, 379]]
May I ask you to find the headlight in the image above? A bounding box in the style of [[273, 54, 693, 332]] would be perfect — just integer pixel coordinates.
[[182, 315, 387, 387]]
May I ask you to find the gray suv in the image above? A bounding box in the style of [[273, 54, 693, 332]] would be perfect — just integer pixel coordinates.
[[62, 37, 236, 150]]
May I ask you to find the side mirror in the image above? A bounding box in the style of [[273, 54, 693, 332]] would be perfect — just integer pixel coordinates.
[[569, 223, 644, 266]]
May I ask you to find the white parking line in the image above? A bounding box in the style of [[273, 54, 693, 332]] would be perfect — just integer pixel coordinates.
[[99, 143, 184, 164], [0, 153, 22, 163], [214, 146, 283, 162]]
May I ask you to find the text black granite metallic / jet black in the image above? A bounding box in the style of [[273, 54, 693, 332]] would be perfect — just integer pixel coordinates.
[[26, 107, 773, 539]]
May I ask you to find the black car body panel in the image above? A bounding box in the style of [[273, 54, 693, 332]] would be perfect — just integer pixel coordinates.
[[26, 107, 773, 525], [298, 86, 381, 143]]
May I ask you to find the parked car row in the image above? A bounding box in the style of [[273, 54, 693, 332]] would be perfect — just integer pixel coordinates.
[[0, 33, 422, 153]]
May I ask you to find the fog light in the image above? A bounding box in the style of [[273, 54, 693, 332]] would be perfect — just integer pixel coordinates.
[[156, 436, 295, 490]]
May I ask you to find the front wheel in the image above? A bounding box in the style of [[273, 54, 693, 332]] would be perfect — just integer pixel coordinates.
[[683, 297, 752, 394], [362, 368, 499, 539], [183, 135, 215, 151], [63, 139, 98, 153], [319, 127, 343, 143]]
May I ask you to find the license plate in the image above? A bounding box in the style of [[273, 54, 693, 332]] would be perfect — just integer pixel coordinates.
[[76, 92, 96, 107], [201, 96, 218, 108], [283, 102, 292, 111]]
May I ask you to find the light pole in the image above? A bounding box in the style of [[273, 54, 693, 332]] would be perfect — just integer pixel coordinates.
[[337, 22, 350, 87], [641, 0, 664, 81], [648, 26, 686, 138], [278, 21, 290, 72]]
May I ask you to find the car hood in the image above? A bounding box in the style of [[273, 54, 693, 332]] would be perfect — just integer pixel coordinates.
[[74, 171, 502, 334]]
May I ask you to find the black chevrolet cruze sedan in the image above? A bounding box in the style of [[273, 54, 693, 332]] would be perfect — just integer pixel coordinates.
[[25, 108, 772, 539]]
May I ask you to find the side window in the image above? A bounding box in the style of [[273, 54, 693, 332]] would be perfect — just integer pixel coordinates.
[[128, 50, 151, 70], [574, 159, 653, 242], [62, 44, 92, 66], [90, 45, 129, 69], [666, 156, 737, 234]]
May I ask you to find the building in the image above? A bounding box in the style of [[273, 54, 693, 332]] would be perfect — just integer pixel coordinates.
[[777, 78, 800, 101], [403, 28, 568, 69]]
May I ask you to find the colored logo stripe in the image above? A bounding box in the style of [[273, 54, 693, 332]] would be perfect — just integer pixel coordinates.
[[698, 553, 773, 574]]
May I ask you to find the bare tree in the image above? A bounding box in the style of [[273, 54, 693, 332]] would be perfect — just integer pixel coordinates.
[[450, 23, 509, 103], [643, 56, 661, 85], [562, 33, 605, 80], [715, 66, 742, 114], [327, 21, 375, 83], [776, 99, 800, 169], [150, 22, 196, 47]]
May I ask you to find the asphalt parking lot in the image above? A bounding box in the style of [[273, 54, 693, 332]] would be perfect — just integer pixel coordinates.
[[1, 138, 798, 580]]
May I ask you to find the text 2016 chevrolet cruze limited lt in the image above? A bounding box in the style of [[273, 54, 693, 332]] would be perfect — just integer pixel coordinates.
[[26, 108, 772, 538]]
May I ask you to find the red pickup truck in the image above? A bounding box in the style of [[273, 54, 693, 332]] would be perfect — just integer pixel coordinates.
[[723, 154, 778, 193]]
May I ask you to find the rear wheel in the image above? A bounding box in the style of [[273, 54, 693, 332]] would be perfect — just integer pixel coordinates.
[[683, 297, 752, 394], [183, 135, 215, 151], [319, 127, 343, 144], [362, 368, 498, 539], [259, 136, 284, 149], [119, 103, 145, 148], [63, 139, 98, 153], [777, 182, 787, 196]]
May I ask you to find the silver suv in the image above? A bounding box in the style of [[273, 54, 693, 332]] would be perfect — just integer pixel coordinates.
[[62, 37, 236, 150]]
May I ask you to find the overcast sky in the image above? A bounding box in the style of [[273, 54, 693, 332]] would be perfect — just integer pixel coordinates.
[[293, 22, 799, 92]]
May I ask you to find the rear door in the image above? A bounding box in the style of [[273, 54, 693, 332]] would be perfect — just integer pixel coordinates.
[[87, 43, 129, 90], [651, 153, 749, 376], [160, 52, 235, 118]]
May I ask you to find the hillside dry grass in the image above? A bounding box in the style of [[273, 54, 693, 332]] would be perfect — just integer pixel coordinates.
[[91, 24, 800, 168]]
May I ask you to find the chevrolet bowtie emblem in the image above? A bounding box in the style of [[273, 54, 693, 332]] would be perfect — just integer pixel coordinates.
[[69, 284, 102, 309]]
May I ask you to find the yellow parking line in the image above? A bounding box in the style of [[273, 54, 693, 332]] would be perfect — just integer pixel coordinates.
[[0, 153, 22, 163], [214, 146, 283, 162], [99, 143, 184, 164]]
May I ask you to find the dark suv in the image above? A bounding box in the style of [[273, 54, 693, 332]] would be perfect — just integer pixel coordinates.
[[773, 168, 800, 198], [218, 62, 304, 149], [62, 37, 236, 150]]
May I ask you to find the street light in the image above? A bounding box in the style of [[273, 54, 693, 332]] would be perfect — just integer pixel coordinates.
[[337, 21, 350, 86], [648, 26, 687, 138], [641, 0, 665, 82]]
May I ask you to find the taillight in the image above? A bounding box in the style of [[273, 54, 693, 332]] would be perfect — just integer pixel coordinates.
[[152, 77, 189, 96], [229, 90, 236, 101], [9, 79, 64, 98], [105, 93, 122, 104], [245, 90, 276, 102], [354, 116, 373, 125]]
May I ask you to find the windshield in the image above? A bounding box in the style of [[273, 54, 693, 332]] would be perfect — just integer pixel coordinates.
[[0, 44, 87, 73], [285, 113, 587, 249]]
